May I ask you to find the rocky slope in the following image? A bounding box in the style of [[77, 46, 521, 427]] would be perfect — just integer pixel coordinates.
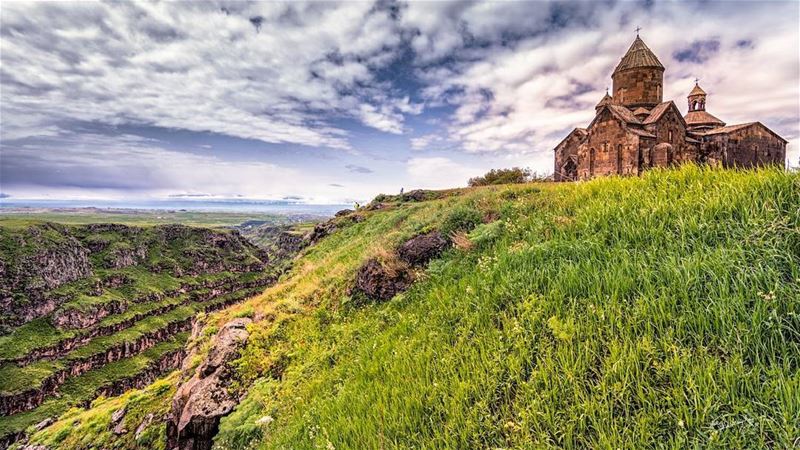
[[0, 222, 298, 447]]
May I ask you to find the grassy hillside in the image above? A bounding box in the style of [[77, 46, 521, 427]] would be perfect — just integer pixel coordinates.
[[21, 166, 800, 449]]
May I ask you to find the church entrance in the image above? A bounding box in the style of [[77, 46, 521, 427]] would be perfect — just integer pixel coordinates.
[[562, 159, 577, 181]]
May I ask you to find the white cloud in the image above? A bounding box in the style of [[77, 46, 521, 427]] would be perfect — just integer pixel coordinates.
[[0, 132, 390, 203], [0, 1, 410, 149], [410, 134, 444, 151], [406, 157, 478, 189]]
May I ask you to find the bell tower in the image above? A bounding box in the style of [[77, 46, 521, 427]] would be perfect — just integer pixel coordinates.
[[683, 81, 726, 130], [611, 33, 665, 109], [687, 81, 706, 112]]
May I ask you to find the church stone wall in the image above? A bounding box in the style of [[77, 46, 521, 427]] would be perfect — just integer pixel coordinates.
[[554, 130, 583, 181], [612, 68, 664, 108], [644, 107, 690, 166], [577, 111, 641, 180], [702, 125, 787, 168]]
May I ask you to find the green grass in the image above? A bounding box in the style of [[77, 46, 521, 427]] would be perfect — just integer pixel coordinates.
[[220, 166, 799, 449], [0, 274, 263, 363], [0, 318, 76, 361], [19, 166, 800, 449], [20, 373, 178, 450]]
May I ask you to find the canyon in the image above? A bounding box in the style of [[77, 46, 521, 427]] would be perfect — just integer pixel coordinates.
[[0, 221, 301, 447]]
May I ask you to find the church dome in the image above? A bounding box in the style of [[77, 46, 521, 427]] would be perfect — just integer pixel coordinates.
[[613, 36, 665, 74], [611, 36, 665, 109]]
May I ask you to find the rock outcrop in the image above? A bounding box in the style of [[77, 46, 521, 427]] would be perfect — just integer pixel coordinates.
[[167, 318, 252, 450], [354, 231, 451, 301], [354, 258, 413, 301], [0, 282, 268, 416], [397, 231, 449, 266], [0, 223, 270, 332], [304, 220, 339, 246]]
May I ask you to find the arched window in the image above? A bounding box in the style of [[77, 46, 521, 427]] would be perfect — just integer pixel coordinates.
[[589, 148, 596, 175], [617, 144, 623, 174], [669, 130, 673, 143]]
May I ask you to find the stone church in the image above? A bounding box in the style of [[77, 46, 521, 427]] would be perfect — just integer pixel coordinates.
[[553, 35, 787, 181]]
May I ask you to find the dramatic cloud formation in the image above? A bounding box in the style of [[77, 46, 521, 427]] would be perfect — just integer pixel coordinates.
[[1, 1, 797, 202]]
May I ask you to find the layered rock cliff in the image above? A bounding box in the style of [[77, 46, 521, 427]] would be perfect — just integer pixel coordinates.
[[0, 221, 293, 447]]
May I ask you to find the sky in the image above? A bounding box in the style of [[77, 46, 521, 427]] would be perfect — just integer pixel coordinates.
[[1, 0, 798, 204]]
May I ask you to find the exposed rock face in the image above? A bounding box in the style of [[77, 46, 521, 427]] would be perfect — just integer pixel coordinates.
[[354, 258, 412, 301], [401, 189, 429, 202], [0, 281, 269, 416], [0, 223, 270, 332], [135, 413, 155, 440], [33, 240, 93, 290], [33, 418, 54, 431], [397, 232, 449, 266], [354, 231, 450, 301], [111, 407, 126, 424], [0, 224, 93, 331], [167, 318, 252, 450], [106, 244, 148, 269], [304, 220, 339, 246], [335, 209, 354, 217]]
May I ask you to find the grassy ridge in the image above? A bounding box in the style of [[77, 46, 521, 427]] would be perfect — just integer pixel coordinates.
[[222, 166, 799, 449], [20, 166, 800, 449]]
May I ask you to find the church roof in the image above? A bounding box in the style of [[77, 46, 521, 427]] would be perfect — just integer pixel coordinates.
[[554, 127, 588, 150], [642, 101, 685, 127], [632, 107, 650, 116], [628, 128, 656, 139], [613, 36, 665, 74], [596, 92, 613, 108], [688, 83, 706, 96], [684, 110, 726, 127], [607, 104, 641, 124], [685, 135, 701, 144], [694, 122, 788, 143]]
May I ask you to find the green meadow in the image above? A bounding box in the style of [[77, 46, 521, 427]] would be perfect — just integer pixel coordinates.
[[21, 166, 800, 449]]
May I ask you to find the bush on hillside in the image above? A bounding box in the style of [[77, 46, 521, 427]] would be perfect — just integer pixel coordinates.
[[441, 206, 482, 236], [468, 167, 531, 187]]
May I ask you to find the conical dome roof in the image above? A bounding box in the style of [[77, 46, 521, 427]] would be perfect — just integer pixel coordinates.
[[688, 83, 706, 96], [613, 36, 664, 74]]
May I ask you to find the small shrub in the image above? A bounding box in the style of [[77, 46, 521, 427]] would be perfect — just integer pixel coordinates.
[[468, 167, 531, 187], [468, 221, 503, 247], [441, 206, 482, 236]]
